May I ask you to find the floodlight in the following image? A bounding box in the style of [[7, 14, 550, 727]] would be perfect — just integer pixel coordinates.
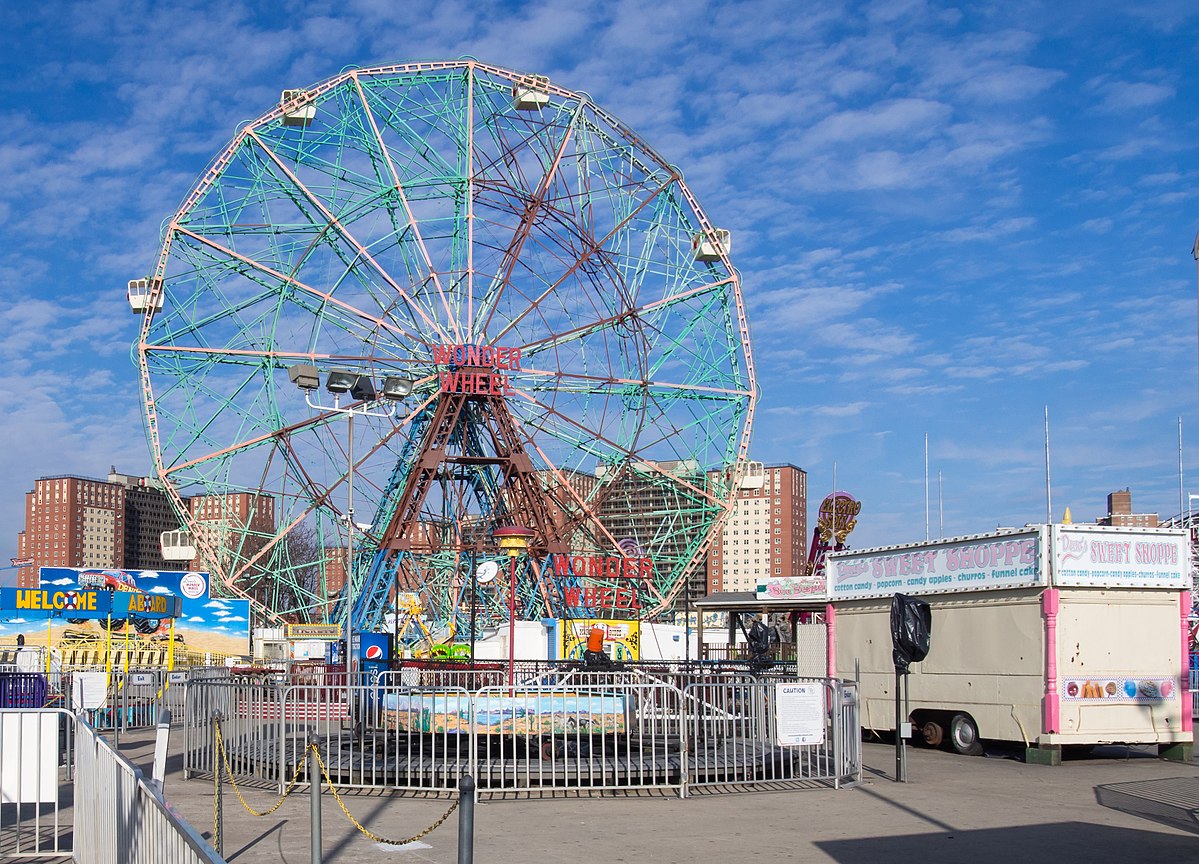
[[381, 376, 415, 400], [350, 375, 377, 401], [288, 364, 320, 390], [325, 369, 357, 394]]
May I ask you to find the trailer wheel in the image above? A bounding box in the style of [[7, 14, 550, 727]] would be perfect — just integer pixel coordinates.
[[920, 719, 944, 747], [949, 713, 983, 756]]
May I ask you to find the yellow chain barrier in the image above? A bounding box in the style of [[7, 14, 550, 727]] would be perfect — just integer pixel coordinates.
[[213, 719, 308, 817], [211, 718, 459, 846], [311, 747, 459, 845]]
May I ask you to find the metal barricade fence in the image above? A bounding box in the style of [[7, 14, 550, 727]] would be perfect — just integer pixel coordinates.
[[376, 669, 492, 794], [185, 678, 284, 787], [835, 681, 862, 786], [474, 680, 683, 796], [163, 669, 191, 721], [187, 671, 860, 798], [66, 668, 174, 732], [74, 715, 224, 864], [0, 707, 73, 859], [305, 681, 473, 792], [682, 675, 859, 792], [0, 673, 48, 708]]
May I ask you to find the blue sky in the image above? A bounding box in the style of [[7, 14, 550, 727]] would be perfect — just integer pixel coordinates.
[[1, 0, 1197, 560]]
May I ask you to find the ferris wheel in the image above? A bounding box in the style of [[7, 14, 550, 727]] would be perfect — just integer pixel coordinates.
[[132, 61, 756, 633]]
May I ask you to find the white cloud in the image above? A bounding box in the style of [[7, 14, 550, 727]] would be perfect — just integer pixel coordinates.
[[804, 99, 952, 150], [1096, 80, 1174, 112], [0, 0, 1192, 559]]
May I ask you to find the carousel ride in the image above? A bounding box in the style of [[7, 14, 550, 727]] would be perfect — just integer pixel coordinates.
[[130, 61, 757, 650]]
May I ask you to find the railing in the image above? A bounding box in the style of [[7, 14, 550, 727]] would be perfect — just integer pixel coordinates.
[[681, 674, 859, 793], [63, 668, 192, 732], [74, 714, 224, 864], [186, 666, 861, 799], [0, 707, 73, 859], [700, 644, 798, 663], [472, 680, 683, 795], [1, 706, 223, 862]]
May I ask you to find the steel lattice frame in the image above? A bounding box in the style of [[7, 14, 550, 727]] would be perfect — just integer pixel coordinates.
[[134, 60, 757, 632]]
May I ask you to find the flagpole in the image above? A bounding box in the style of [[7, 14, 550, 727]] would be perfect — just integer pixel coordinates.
[[924, 433, 929, 541], [1044, 406, 1053, 524]]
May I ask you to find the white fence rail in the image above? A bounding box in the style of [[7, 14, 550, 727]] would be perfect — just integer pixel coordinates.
[[73, 715, 225, 864], [0, 706, 223, 863], [0, 707, 73, 859]]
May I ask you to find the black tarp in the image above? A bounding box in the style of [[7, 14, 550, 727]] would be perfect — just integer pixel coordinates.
[[890, 593, 932, 673]]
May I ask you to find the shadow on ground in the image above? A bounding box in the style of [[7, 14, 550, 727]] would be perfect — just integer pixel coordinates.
[[816, 821, 1196, 863], [1096, 776, 1199, 836]]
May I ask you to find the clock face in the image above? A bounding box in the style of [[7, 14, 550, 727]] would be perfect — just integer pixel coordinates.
[[475, 561, 500, 584]]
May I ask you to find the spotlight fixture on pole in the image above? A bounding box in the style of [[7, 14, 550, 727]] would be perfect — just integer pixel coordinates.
[[290, 364, 414, 710]]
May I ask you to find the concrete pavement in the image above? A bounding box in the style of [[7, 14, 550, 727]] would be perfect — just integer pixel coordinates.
[[114, 733, 1197, 863]]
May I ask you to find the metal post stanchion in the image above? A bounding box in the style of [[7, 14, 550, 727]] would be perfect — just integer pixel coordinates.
[[457, 774, 475, 864], [114, 671, 122, 749], [212, 711, 224, 855], [310, 735, 323, 864], [894, 669, 907, 783]]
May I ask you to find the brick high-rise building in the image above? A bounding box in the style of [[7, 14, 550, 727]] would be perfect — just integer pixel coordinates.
[[16, 475, 124, 587], [1095, 488, 1158, 528], [108, 469, 180, 571], [537, 468, 599, 549], [14, 469, 182, 588], [706, 462, 807, 594]]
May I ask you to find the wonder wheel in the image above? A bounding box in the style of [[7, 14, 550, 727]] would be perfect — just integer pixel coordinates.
[[132, 61, 756, 636]]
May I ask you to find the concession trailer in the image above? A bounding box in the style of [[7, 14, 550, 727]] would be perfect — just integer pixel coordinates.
[[823, 523, 1193, 763]]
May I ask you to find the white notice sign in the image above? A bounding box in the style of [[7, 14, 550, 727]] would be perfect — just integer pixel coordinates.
[[72, 671, 108, 711], [775, 682, 825, 746]]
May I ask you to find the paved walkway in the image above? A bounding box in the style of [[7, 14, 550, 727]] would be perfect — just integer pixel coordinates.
[[116, 733, 1198, 863]]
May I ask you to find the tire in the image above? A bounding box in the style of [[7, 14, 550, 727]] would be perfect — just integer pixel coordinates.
[[948, 713, 984, 756], [132, 616, 158, 635], [920, 719, 945, 747]]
